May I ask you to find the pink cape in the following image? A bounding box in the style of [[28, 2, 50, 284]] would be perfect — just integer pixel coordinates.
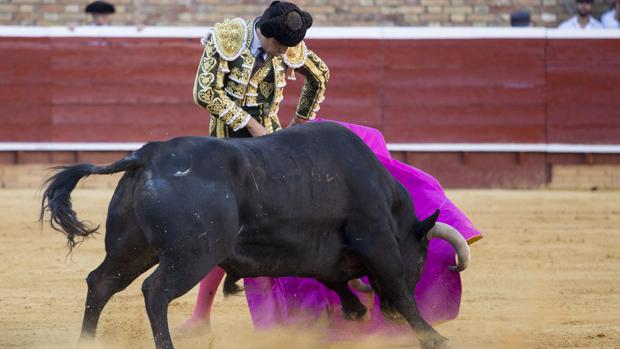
[[237, 120, 482, 332]]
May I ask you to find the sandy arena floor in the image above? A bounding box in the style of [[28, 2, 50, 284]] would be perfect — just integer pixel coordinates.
[[0, 188, 619, 349]]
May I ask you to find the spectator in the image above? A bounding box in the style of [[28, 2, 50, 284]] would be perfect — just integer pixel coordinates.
[[510, 11, 532, 27], [85, 1, 115, 26], [601, 0, 619, 28], [558, 0, 603, 29]]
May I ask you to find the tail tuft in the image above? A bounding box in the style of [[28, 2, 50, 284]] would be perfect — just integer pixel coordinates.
[[40, 164, 100, 251], [40, 153, 143, 252]]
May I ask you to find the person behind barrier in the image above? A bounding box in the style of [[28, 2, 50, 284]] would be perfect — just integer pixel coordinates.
[[558, 0, 604, 29], [84, 0, 115, 26], [601, 0, 620, 28], [510, 11, 532, 27]]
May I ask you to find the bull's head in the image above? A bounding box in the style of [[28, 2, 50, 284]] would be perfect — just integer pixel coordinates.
[[403, 209, 471, 291]]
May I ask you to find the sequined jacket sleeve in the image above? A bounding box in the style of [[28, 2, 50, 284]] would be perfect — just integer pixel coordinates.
[[294, 50, 330, 120], [192, 36, 251, 132]]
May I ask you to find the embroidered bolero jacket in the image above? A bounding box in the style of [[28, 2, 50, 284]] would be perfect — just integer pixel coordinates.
[[193, 17, 330, 138]]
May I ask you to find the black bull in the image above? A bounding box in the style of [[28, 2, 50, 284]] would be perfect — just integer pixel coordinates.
[[40, 122, 469, 349]]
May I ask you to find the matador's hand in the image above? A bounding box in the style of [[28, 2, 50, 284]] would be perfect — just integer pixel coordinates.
[[246, 118, 268, 137], [287, 116, 308, 128]]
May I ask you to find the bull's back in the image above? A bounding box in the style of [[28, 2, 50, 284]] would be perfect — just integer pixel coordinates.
[[138, 122, 400, 223], [230, 122, 399, 226], [247, 122, 389, 181], [133, 123, 404, 263]]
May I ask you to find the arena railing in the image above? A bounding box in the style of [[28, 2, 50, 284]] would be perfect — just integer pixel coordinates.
[[1, 142, 619, 154], [1, 26, 618, 155], [1, 26, 620, 39]]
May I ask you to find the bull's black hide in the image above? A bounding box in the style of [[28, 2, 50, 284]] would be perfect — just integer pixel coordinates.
[[41, 122, 453, 349]]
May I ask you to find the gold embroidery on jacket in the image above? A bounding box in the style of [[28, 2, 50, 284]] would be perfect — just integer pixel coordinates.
[[211, 18, 247, 61], [282, 41, 308, 69], [245, 58, 271, 107], [241, 50, 255, 69], [270, 115, 282, 131], [215, 117, 225, 138], [209, 116, 215, 134], [194, 28, 252, 134], [199, 73, 215, 88], [216, 58, 227, 88], [229, 67, 250, 85], [202, 57, 217, 72], [225, 81, 246, 100], [197, 88, 225, 114], [267, 58, 285, 119], [259, 82, 274, 99], [295, 51, 329, 120]]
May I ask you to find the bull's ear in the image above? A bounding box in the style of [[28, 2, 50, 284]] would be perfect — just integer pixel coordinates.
[[417, 209, 440, 241]]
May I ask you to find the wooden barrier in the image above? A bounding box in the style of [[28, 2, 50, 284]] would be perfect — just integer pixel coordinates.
[[1, 28, 619, 188]]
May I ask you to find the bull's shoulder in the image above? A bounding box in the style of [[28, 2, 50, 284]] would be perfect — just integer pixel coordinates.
[[304, 122, 372, 150], [279, 121, 359, 142], [164, 135, 222, 149]]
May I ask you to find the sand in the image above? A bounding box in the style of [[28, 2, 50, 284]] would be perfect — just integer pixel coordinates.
[[1, 188, 619, 349]]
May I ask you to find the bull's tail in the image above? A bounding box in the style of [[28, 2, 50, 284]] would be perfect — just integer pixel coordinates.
[[40, 152, 144, 250]]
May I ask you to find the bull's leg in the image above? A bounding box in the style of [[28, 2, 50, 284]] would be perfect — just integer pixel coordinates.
[[377, 296, 403, 323], [392, 291, 450, 349], [321, 281, 368, 321], [346, 225, 448, 349], [79, 212, 157, 343], [359, 276, 404, 323], [142, 253, 217, 349], [372, 274, 448, 349], [79, 253, 157, 342], [79, 175, 159, 343]]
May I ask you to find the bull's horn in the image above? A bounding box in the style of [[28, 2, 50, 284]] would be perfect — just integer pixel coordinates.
[[427, 222, 471, 272]]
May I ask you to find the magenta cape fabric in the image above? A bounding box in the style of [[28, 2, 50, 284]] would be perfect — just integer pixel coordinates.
[[242, 120, 481, 331]]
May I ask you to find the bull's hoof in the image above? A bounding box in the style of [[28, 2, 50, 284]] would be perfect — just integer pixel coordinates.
[[76, 335, 96, 349], [420, 335, 451, 349], [342, 305, 369, 321], [381, 308, 406, 324]]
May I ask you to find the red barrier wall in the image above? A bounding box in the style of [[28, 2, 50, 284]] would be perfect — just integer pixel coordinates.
[[546, 39, 620, 144], [1, 36, 618, 144], [1, 35, 619, 187]]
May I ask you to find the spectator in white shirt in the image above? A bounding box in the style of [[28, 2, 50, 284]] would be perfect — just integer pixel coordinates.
[[558, 0, 604, 29], [601, 0, 619, 28]]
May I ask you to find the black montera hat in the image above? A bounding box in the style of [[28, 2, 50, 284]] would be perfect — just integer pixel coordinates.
[[257, 1, 313, 47], [85, 1, 116, 14]]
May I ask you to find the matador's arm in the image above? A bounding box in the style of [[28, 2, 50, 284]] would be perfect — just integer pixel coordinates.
[[283, 43, 330, 121], [192, 36, 252, 132]]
